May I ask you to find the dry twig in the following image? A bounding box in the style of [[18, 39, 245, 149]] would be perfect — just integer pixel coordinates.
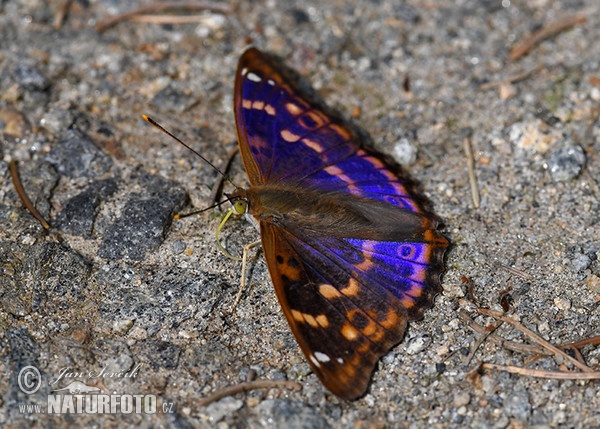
[[95, 1, 232, 32], [464, 321, 501, 365], [481, 363, 600, 380], [492, 261, 532, 280], [9, 159, 50, 230], [198, 380, 302, 406], [459, 309, 549, 356], [560, 335, 600, 350], [53, 0, 72, 29], [479, 64, 544, 91], [477, 308, 594, 373], [509, 15, 586, 61], [463, 136, 480, 208]]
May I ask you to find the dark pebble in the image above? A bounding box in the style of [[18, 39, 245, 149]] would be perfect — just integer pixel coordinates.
[[46, 128, 113, 179], [12, 62, 50, 92], [254, 399, 332, 429], [151, 84, 197, 114], [56, 178, 118, 237], [98, 172, 187, 260]]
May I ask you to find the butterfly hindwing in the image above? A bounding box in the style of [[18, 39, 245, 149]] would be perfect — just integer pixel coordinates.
[[261, 222, 409, 400], [288, 231, 448, 322]]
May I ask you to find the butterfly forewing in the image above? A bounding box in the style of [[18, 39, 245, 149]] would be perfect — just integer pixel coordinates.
[[234, 49, 427, 214], [233, 48, 449, 399], [234, 48, 359, 186]]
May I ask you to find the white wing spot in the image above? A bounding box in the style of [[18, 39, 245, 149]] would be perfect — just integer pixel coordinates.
[[247, 72, 262, 82], [309, 354, 321, 368], [314, 351, 331, 363], [337, 357, 344, 364], [267, 79, 276, 86]]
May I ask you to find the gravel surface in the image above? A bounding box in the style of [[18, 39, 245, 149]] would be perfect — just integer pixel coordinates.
[[1, 1, 599, 428]]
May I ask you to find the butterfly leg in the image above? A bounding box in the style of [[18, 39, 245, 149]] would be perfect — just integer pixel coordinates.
[[229, 239, 262, 313]]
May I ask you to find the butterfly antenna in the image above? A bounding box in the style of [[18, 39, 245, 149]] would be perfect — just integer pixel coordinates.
[[143, 115, 246, 261], [174, 197, 234, 219], [142, 114, 237, 188]]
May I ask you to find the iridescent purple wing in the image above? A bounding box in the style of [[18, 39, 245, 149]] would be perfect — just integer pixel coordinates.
[[234, 49, 421, 212], [261, 223, 408, 399], [234, 48, 355, 185], [261, 217, 447, 399]]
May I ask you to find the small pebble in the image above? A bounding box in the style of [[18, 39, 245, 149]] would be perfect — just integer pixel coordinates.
[[13, 62, 50, 92], [547, 144, 585, 182], [553, 297, 571, 311], [454, 391, 471, 408], [405, 334, 432, 355], [392, 137, 418, 166], [204, 397, 244, 423]]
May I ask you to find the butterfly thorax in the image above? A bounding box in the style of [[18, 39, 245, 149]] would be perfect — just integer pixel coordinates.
[[231, 185, 439, 242]]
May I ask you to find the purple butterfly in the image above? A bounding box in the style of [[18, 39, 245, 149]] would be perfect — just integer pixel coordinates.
[[228, 48, 448, 400]]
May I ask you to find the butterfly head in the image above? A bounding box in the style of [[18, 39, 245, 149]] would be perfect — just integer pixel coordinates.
[[228, 188, 250, 215], [214, 189, 252, 261], [232, 197, 248, 215]]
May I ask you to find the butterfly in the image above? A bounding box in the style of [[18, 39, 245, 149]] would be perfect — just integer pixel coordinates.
[[226, 48, 448, 400]]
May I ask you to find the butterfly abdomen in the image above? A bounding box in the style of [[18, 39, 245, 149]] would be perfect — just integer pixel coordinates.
[[237, 185, 442, 243]]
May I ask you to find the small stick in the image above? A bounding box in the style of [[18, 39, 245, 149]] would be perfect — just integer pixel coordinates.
[[479, 64, 544, 91], [509, 15, 586, 61], [53, 0, 72, 29], [8, 160, 50, 230], [458, 309, 549, 356], [492, 261, 532, 280], [569, 347, 588, 367], [198, 379, 302, 407], [560, 335, 600, 350], [463, 136, 480, 208], [95, 1, 232, 32], [482, 363, 600, 380], [128, 15, 221, 25], [462, 276, 478, 305], [477, 308, 594, 373], [465, 322, 501, 365]]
